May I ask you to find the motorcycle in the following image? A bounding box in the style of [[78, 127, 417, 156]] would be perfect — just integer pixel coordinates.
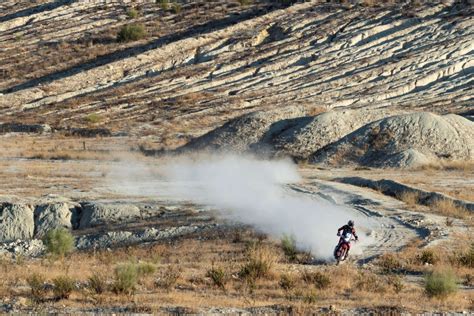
[[334, 231, 356, 264]]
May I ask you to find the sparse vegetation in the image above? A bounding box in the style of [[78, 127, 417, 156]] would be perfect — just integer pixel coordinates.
[[281, 234, 297, 262], [157, 0, 170, 10], [278, 273, 295, 291], [87, 273, 107, 295], [84, 113, 102, 124], [127, 8, 139, 19], [377, 253, 403, 273], [43, 228, 75, 259], [113, 263, 139, 295], [117, 24, 147, 42], [206, 266, 228, 291], [398, 191, 420, 207], [239, 243, 277, 282], [155, 265, 181, 291], [425, 268, 458, 298], [52, 275, 75, 300], [301, 270, 331, 289], [238, 0, 252, 5], [27, 273, 47, 302], [417, 249, 438, 265], [171, 3, 182, 14], [430, 198, 469, 219]]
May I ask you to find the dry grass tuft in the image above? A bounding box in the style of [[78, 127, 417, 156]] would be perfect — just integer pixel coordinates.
[[430, 198, 470, 219], [397, 191, 420, 207]]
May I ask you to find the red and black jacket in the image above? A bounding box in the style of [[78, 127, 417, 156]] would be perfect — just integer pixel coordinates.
[[337, 225, 358, 240]]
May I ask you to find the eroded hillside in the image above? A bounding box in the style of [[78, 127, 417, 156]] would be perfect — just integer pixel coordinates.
[[1, 0, 472, 147]]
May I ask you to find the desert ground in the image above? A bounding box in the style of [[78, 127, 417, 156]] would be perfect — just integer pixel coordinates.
[[0, 0, 473, 314]]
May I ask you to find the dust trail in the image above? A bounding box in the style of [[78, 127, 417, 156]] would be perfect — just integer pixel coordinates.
[[107, 154, 374, 259]]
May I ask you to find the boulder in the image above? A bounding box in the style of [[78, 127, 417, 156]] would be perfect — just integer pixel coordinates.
[[34, 203, 73, 238], [0, 203, 34, 242], [79, 203, 141, 228]]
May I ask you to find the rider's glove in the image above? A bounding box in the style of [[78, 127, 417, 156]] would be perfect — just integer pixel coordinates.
[[337, 232, 341, 237]]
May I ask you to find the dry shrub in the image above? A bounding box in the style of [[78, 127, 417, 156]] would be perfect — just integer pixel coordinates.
[[155, 265, 181, 291], [417, 160, 474, 172], [387, 275, 404, 294], [52, 275, 75, 300], [239, 243, 278, 282], [451, 244, 474, 268], [306, 106, 326, 117], [355, 272, 386, 293], [417, 249, 438, 265], [430, 198, 469, 219], [377, 253, 403, 273], [27, 273, 47, 302], [301, 270, 331, 289], [87, 273, 107, 295], [397, 191, 420, 207], [206, 266, 228, 291], [279, 273, 296, 291]]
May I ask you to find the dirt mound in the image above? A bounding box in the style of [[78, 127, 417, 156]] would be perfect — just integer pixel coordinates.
[[180, 106, 306, 153], [311, 112, 474, 168], [271, 109, 401, 159]]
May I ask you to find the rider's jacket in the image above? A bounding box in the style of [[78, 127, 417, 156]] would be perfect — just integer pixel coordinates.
[[337, 225, 359, 241]]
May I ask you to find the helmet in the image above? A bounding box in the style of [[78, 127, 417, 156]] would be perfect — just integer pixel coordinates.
[[348, 220, 354, 227]]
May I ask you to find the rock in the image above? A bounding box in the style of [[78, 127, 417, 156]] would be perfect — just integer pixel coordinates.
[[0, 203, 34, 242], [34, 203, 73, 238], [0, 122, 51, 134], [79, 202, 141, 228]]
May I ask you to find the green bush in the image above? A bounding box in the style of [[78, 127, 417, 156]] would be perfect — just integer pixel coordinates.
[[117, 24, 147, 42], [113, 263, 139, 294], [127, 8, 139, 19], [84, 113, 102, 124], [206, 267, 227, 290], [171, 3, 181, 14], [27, 273, 47, 302], [425, 269, 458, 298], [157, 0, 169, 10], [281, 234, 297, 262], [87, 273, 107, 295], [238, 0, 252, 5], [52, 275, 75, 300], [43, 228, 75, 258]]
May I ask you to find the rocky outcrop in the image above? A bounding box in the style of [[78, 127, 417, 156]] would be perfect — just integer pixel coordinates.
[[0, 122, 51, 134], [79, 202, 141, 229], [311, 113, 474, 168], [0, 203, 34, 242], [34, 203, 73, 238]]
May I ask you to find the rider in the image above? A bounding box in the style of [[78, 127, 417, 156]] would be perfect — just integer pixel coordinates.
[[336, 220, 359, 257]]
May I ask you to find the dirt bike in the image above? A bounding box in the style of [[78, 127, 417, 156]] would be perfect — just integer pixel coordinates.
[[333, 231, 356, 264]]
